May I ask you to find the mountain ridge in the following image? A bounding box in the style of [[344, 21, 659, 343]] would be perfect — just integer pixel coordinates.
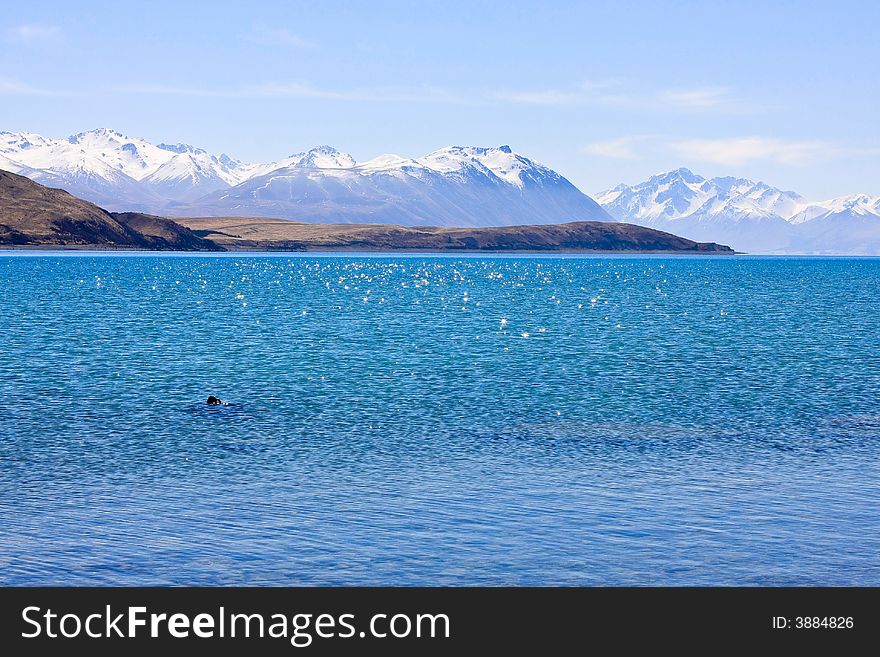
[[3, 129, 879, 252], [0, 129, 610, 228], [597, 168, 880, 253], [0, 169, 733, 253]]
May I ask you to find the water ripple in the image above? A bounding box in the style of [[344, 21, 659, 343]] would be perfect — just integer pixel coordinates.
[[1, 253, 879, 585]]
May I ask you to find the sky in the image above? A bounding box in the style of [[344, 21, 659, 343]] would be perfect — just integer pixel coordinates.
[[1, 0, 878, 199]]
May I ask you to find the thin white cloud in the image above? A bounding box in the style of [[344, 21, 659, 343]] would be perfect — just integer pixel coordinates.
[[114, 83, 220, 97], [657, 87, 732, 109], [496, 80, 630, 107], [116, 81, 472, 104], [6, 24, 60, 43], [110, 76, 744, 112], [498, 82, 750, 113], [671, 137, 831, 166], [583, 134, 860, 168], [0, 77, 60, 96], [583, 136, 655, 160], [243, 26, 315, 49], [246, 81, 376, 101], [498, 89, 631, 106], [498, 89, 583, 105], [258, 82, 470, 103]]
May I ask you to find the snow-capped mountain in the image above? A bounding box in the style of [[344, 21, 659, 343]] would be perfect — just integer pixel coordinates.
[[0, 152, 25, 175], [597, 169, 799, 251], [0, 129, 609, 226], [786, 195, 880, 255], [4, 128, 878, 252], [188, 144, 609, 226], [789, 194, 880, 224], [597, 169, 880, 253], [0, 128, 256, 209], [598, 168, 806, 223], [291, 145, 357, 170], [65, 128, 176, 180], [2, 129, 204, 209], [140, 145, 252, 202]]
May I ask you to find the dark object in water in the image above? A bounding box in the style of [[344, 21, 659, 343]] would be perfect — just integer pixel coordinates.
[[206, 395, 223, 405]]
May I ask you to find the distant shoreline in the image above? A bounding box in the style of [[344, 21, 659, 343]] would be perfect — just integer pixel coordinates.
[[173, 217, 735, 254], [12, 248, 880, 256], [1, 170, 735, 254], [0, 245, 739, 255]]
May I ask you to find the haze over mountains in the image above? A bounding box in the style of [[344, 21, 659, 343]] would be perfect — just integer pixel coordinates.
[[1, 128, 878, 253]]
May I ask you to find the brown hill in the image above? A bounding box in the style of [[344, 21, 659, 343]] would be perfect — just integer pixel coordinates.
[[179, 216, 734, 253], [0, 169, 220, 250], [1, 168, 734, 253]]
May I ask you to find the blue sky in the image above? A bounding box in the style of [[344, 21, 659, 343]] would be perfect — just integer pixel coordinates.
[[1, 0, 878, 199]]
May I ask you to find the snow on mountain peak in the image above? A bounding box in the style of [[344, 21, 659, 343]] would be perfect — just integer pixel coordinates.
[[157, 142, 208, 156], [293, 146, 356, 169], [356, 153, 421, 173], [417, 145, 553, 188], [419, 146, 493, 175], [0, 131, 55, 153], [1, 131, 560, 195], [195, 143, 606, 227], [67, 127, 129, 147], [649, 167, 702, 185], [596, 167, 880, 253], [788, 193, 880, 224], [4, 127, 880, 253], [599, 168, 810, 224], [56, 128, 187, 180], [1, 131, 613, 227]]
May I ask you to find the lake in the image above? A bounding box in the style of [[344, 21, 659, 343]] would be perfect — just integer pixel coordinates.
[[1, 252, 878, 585]]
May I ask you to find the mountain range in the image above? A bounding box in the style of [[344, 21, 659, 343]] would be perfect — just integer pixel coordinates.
[[0, 129, 608, 228], [597, 168, 880, 253], [0, 169, 732, 254], [1, 128, 878, 253]]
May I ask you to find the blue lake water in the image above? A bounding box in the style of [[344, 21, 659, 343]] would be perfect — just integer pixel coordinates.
[[1, 252, 879, 585]]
